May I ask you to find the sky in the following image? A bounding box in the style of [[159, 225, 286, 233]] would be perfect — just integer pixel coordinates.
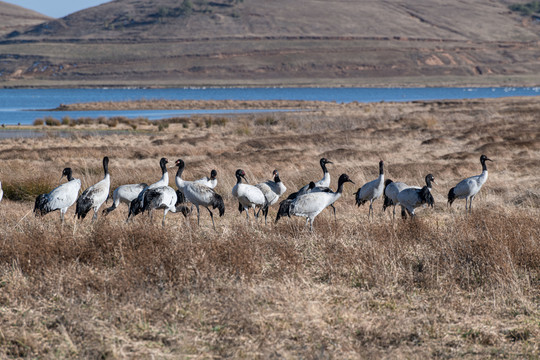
[[3, 0, 111, 18]]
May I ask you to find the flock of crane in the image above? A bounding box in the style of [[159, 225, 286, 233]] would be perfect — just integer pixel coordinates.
[[24, 154, 493, 231]]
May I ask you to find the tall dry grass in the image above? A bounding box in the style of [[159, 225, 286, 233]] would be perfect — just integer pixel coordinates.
[[0, 97, 539, 358]]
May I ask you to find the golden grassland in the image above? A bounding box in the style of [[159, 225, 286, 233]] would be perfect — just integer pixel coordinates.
[[0, 97, 539, 358]]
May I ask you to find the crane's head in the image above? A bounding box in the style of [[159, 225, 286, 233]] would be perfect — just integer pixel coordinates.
[[235, 169, 247, 182], [480, 154, 492, 163], [320, 158, 333, 165], [60, 168, 73, 182], [425, 174, 436, 186], [175, 159, 184, 168], [338, 173, 355, 186], [210, 169, 217, 180]]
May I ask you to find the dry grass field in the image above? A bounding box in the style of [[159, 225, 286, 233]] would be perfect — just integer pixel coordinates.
[[0, 97, 539, 358]]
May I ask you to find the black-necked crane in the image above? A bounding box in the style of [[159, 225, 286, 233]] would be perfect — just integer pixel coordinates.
[[298, 158, 333, 192], [383, 179, 420, 219], [194, 169, 218, 189], [175, 159, 224, 230], [355, 160, 385, 218], [232, 169, 267, 221], [34, 167, 81, 223], [102, 182, 148, 217], [275, 181, 315, 223], [127, 157, 169, 221], [397, 174, 435, 218], [140, 185, 186, 226], [254, 169, 287, 224], [448, 154, 492, 212], [75, 156, 111, 221], [283, 173, 354, 231], [183, 182, 225, 230]]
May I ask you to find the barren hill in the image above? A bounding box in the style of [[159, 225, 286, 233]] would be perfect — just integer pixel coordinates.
[[1, 0, 539, 87], [0, 1, 51, 36]]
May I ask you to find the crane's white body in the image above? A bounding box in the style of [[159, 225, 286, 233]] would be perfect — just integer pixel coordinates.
[[287, 174, 353, 231], [298, 158, 332, 192], [76, 158, 111, 221], [46, 181, 81, 216], [143, 185, 179, 226], [183, 182, 224, 229], [451, 171, 488, 209], [355, 161, 385, 218], [194, 176, 217, 189], [448, 155, 492, 212], [103, 183, 147, 216], [0, 180, 3, 203], [397, 175, 434, 217], [255, 177, 287, 208], [77, 174, 110, 219], [35, 170, 81, 223], [384, 181, 420, 218], [290, 191, 341, 230], [232, 170, 267, 221], [233, 183, 266, 216]]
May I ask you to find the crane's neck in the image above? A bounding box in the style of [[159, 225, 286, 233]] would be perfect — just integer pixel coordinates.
[[66, 173, 74, 181], [481, 158, 489, 172], [235, 174, 243, 184], [103, 158, 109, 179], [319, 172, 331, 188], [321, 161, 329, 176], [425, 176, 432, 191]]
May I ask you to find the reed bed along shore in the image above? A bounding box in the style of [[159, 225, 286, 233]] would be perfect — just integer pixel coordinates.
[[0, 97, 539, 358]]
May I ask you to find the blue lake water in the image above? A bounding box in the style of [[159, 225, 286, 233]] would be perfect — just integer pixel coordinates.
[[0, 87, 538, 125]]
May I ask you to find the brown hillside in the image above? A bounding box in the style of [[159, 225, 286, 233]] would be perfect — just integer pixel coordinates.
[[1, 0, 539, 87], [0, 1, 51, 36]]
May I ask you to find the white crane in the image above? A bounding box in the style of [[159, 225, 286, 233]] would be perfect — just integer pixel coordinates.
[[253, 169, 287, 224], [448, 154, 492, 212], [383, 179, 420, 219], [232, 169, 267, 221], [194, 169, 218, 189], [284, 173, 354, 231], [397, 174, 435, 218], [75, 156, 111, 221], [140, 185, 188, 226], [355, 160, 385, 218], [127, 157, 170, 221], [102, 182, 148, 217], [34, 167, 81, 223]]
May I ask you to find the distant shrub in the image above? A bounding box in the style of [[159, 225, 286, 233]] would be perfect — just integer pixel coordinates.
[[45, 117, 60, 126], [255, 116, 278, 126], [214, 117, 228, 126], [108, 118, 118, 128], [3, 178, 52, 202], [508, 1, 540, 15], [61, 116, 72, 125], [33, 119, 44, 126]]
